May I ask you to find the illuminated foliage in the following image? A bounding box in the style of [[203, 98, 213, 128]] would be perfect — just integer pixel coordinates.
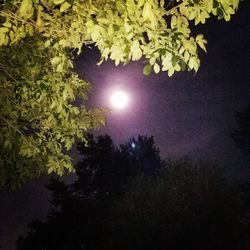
[[0, 0, 240, 186]]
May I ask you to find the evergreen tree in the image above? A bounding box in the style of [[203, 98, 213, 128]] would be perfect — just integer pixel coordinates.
[[17, 134, 164, 250]]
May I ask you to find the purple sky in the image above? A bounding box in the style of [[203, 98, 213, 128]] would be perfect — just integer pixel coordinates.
[[74, 5, 250, 179], [1, 2, 250, 250]]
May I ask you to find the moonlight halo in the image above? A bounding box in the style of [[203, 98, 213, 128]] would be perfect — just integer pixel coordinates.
[[110, 90, 129, 109]]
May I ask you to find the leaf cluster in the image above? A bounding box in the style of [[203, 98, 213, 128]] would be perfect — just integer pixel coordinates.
[[0, 0, 240, 186]]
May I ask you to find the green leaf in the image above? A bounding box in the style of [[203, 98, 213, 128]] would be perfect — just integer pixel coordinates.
[[113, 24, 120, 32], [19, 0, 34, 19], [137, 0, 145, 8], [3, 22, 12, 28], [48, 167, 54, 174], [171, 15, 177, 28], [56, 63, 64, 72], [0, 27, 9, 33], [53, 0, 65, 4], [51, 56, 61, 66], [90, 25, 100, 41], [142, 2, 152, 20], [0, 34, 7, 46], [196, 34, 207, 53], [59, 39, 67, 47], [131, 40, 142, 61], [44, 40, 51, 48], [188, 56, 199, 72], [168, 67, 175, 77], [180, 60, 187, 71], [60, 2, 71, 12], [143, 64, 152, 75], [153, 63, 160, 74], [184, 51, 190, 62]]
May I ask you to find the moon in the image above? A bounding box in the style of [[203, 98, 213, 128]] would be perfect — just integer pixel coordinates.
[[110, 90, 129, 109]]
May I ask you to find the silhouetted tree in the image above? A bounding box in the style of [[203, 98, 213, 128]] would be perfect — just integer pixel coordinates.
[[232, 105, 250, 156], [17, 134, 164, 250], [110, 159, 250, 250], [16, 135, 250, 250], [73, 134, 163, 201]]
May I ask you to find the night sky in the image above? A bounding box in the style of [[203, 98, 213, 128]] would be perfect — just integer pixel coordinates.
[[1, 2, 250, 250]]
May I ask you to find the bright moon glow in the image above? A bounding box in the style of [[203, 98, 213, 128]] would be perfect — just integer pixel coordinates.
[[110, 90, 129, 109]]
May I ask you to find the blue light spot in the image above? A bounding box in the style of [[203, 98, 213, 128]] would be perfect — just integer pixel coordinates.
[[131, 142, 136, 149]]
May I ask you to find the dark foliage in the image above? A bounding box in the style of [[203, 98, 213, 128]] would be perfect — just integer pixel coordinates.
[[17, 134, 164, 250], [232, 104, 250, 155], [16, 135, 250, 250], [110, 159, 250, 250]]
